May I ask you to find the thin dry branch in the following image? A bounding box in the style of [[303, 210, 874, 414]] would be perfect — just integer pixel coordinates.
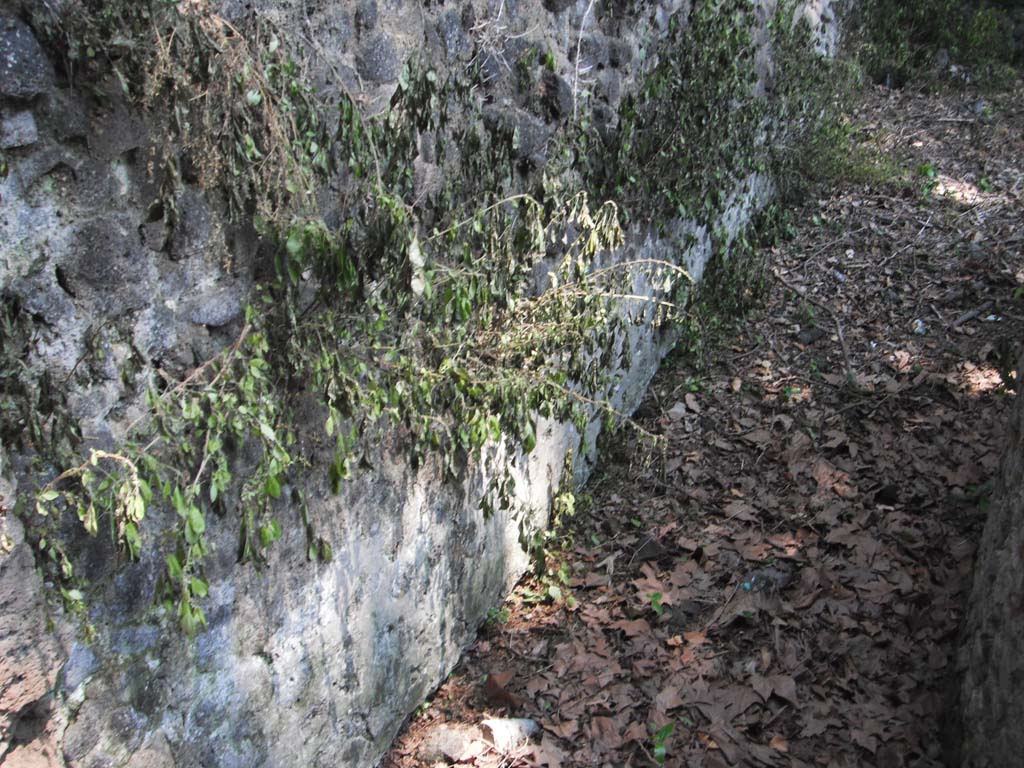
[[774, 270, 855, 385]]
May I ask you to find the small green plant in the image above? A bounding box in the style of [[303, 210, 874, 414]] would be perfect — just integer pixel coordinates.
[[542, 48, 556, 72], [918, 163, 939, 199], [553, 490, 576, 521], [543, 561, 574, 605], [648, 592, 665, 617], [796, 301, 817, 326], [486, 606, 510, 626], [650, 722, 674, 764]]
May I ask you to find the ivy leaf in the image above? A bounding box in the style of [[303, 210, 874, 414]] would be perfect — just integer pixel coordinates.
[[172, 486, 188, 517], [83, 504, 98, 536], [179, 600, 196, 635], [318, 538, 333, 562], [127, 493, 145, 522], [265, 475, 282, 499], [166, 553, 183, 581], [286, 231, 304, 257], [123, 522, 141, 558], [259, 519, 283, 548], [187, 506, 206, 536], [523, 422, 537, 453], [190, 577, 209, 598]]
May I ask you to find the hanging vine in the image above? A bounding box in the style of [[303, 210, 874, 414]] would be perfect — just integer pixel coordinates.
[[8, 0, 847, 633]]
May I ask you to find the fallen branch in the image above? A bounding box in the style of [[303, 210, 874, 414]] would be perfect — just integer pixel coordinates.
[[951, 300, 994, 328], [774, 270, 855, 386]]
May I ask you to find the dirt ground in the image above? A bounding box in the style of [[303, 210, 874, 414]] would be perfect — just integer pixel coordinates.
[[383, 77, 1024, 768]]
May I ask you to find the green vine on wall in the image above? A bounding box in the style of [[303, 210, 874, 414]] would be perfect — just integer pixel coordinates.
[[11, 0, 847, 634], [583, 0, 764, 226], [31, 0, 333, 226]]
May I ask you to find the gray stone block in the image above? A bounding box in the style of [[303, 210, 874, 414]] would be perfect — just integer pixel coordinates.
[[355, 0, 379, 33], [356, 33, 400, 83], [543, 0, 575, 13], [0, 109, 38, 148], [0, 16, 53, 100], [542, 70, 573, 120], [185, 283, 247, 327], [437, 9, 468, 60]]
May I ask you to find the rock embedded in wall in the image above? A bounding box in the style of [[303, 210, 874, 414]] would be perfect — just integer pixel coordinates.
[[0, 15, 53, 100], [0, 466, 67, 767], [0, 108, 37, 148]]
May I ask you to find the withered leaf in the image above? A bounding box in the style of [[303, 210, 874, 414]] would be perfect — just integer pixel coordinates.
[[589, 716, 624, 749], [545, 719, 578, 739], [654, 685, 685, 712], [484, 672, 527, 710], [612, 618, 652, 637]]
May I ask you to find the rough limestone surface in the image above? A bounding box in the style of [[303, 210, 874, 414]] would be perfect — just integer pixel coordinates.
[[0, 14, 53, 100], [0, 462, 68, 766], [952, 351, 1024, 767], [0, 1, 843, 766]]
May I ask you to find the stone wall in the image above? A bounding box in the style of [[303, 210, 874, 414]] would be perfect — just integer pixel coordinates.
[[0, 1, 843, 766]]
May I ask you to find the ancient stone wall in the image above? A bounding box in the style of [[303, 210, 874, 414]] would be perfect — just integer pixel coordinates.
[[0, 1, 844, 766]]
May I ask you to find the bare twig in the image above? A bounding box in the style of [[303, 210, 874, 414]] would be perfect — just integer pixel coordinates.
[[703, 578, 742, 632], [774, 270, 855, 385], [572, 0, 596, 121], [951, 300, 994, 328], [783, 226, 867, 271]]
